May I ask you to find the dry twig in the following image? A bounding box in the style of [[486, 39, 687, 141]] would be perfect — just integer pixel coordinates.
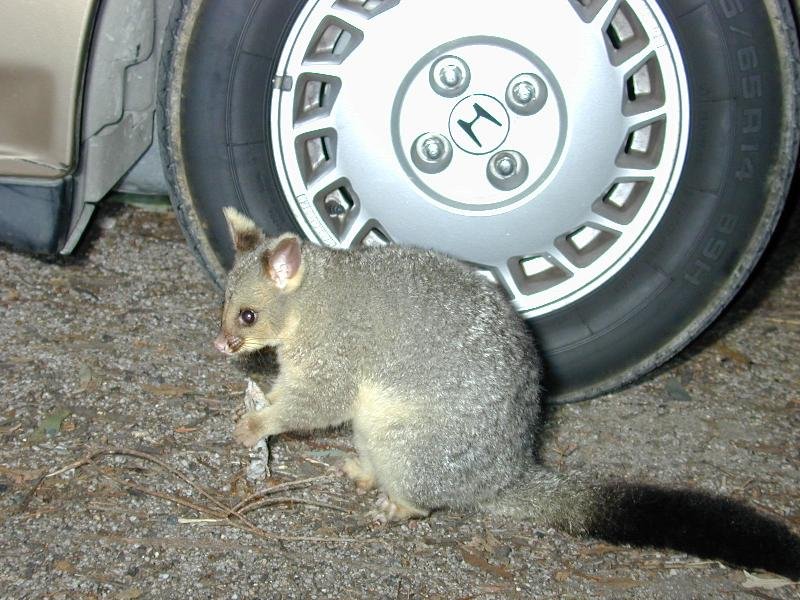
[[42, 447, 356, 544], [237, 495, 351, 515], [232, 474, 333, 512]]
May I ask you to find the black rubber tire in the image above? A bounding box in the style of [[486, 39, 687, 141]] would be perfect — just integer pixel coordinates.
[[159, 0, 800, 402]]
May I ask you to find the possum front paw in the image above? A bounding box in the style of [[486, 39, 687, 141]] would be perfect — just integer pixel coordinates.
[[234, 410, 271, 447], [340, 457, 377, 494]]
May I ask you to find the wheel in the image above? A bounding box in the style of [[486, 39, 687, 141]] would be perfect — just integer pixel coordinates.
[[159, 0, 800, 402]]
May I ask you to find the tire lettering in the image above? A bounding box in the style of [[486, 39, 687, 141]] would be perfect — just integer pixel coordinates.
[[718, 214, 738, 235], [684, 214, 739, 286], [702, 238, 726, 262], [726, 14, 762, 183], [685, 259, 711, 287], [742, 108, 762, 134], [742, 74, 763, 99], [736, 157, 754, 181], [737, 46, 758, 70], [718, 0, 744, 18]]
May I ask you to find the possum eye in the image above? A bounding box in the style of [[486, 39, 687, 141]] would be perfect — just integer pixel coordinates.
[[239, 309, 257, 326]]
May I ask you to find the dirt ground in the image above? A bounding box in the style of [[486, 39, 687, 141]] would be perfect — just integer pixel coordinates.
[[0, 197, 798, 599]]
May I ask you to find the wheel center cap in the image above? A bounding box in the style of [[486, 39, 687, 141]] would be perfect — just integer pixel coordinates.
[[390, 37, 569, 212], [448, 94, 510, 155]]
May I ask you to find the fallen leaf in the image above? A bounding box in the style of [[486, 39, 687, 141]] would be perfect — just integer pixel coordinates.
[[715, 342, 752, 366], [54, 560, 76, 573], [460, 548, 514, 580], [49, 277, 69, 293], [741, 571, 796, 590], [79, 364, 99, 392], [464, 533, 510, 560], [30, 407, 71, 442], [2, 288, 20, 302], [572, 569, 640, 590], [732, 440, 795, 457], [141, 384, 195, 397], [44, 409, 70, 434]]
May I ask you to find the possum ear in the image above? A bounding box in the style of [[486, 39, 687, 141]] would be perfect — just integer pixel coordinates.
[[262, 235, 302, 290], [222, 207, 263, 253]]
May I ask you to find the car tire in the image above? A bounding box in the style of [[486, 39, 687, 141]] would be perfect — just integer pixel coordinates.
[[159, 0, 800, 402]]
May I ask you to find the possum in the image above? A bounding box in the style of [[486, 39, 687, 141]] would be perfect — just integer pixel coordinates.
[[214, 207, 799, 579]]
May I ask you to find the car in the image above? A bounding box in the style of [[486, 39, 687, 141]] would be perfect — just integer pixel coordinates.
[[1, 0, 798, 402]]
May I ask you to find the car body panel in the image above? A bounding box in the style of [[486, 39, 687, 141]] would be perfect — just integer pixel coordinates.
[[0, 0, 98, 179]]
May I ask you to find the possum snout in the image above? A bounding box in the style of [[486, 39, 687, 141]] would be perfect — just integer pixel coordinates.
[[214, 332, 243, 355]]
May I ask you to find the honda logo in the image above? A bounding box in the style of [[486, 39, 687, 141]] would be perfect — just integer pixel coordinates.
[[456, 104, 503, 148], [449, 94, 510, 155]]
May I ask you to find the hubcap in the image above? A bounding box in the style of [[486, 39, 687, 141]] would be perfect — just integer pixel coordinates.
[[271, 0, 689, 317]]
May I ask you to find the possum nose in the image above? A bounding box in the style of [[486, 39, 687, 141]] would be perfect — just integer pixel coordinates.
[[213, 334, 230, 354], [214, 333, 243, 354]]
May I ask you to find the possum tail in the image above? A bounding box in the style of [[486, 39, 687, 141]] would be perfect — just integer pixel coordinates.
[[488, 469, 800, 579]]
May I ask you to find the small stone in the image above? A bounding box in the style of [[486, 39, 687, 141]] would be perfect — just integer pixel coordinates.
[[98, 217, 117, 230], [664, 378, 692, 402]]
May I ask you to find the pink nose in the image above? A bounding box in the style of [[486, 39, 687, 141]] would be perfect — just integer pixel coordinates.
[[214, 334, 231, 354], [214, 333, 243, 354]]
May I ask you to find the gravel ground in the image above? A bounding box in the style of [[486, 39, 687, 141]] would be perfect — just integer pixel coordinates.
[[0, 198, 798, 599]]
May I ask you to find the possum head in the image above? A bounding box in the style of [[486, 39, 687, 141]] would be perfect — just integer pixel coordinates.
[[214, 207, 304, 355]]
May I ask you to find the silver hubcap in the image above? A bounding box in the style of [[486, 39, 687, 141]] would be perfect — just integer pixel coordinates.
[[271, 0, 689, 317]]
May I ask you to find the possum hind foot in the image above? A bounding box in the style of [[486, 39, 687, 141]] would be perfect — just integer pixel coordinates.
[[370, 493, 430, 525]]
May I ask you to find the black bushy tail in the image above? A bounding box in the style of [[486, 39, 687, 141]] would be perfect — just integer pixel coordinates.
[[489, 470, 799, 579], [586, 481, 800, 579]]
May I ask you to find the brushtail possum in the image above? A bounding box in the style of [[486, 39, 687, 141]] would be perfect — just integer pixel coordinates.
[[214, 207, 800, 579]]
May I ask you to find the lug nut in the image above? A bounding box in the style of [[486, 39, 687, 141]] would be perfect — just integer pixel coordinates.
[[323, 190, 352, 218], [325, 197, 346, 217], [487, 150, 529, 191], [512, 81, 534, 104], [440, 64, 463, 88], [430, 56, 471, 97], [495, 155, 516, 177], [411, 133, 453, 174], [505, 73, 547, 116], [422, 137, 444, 160]]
